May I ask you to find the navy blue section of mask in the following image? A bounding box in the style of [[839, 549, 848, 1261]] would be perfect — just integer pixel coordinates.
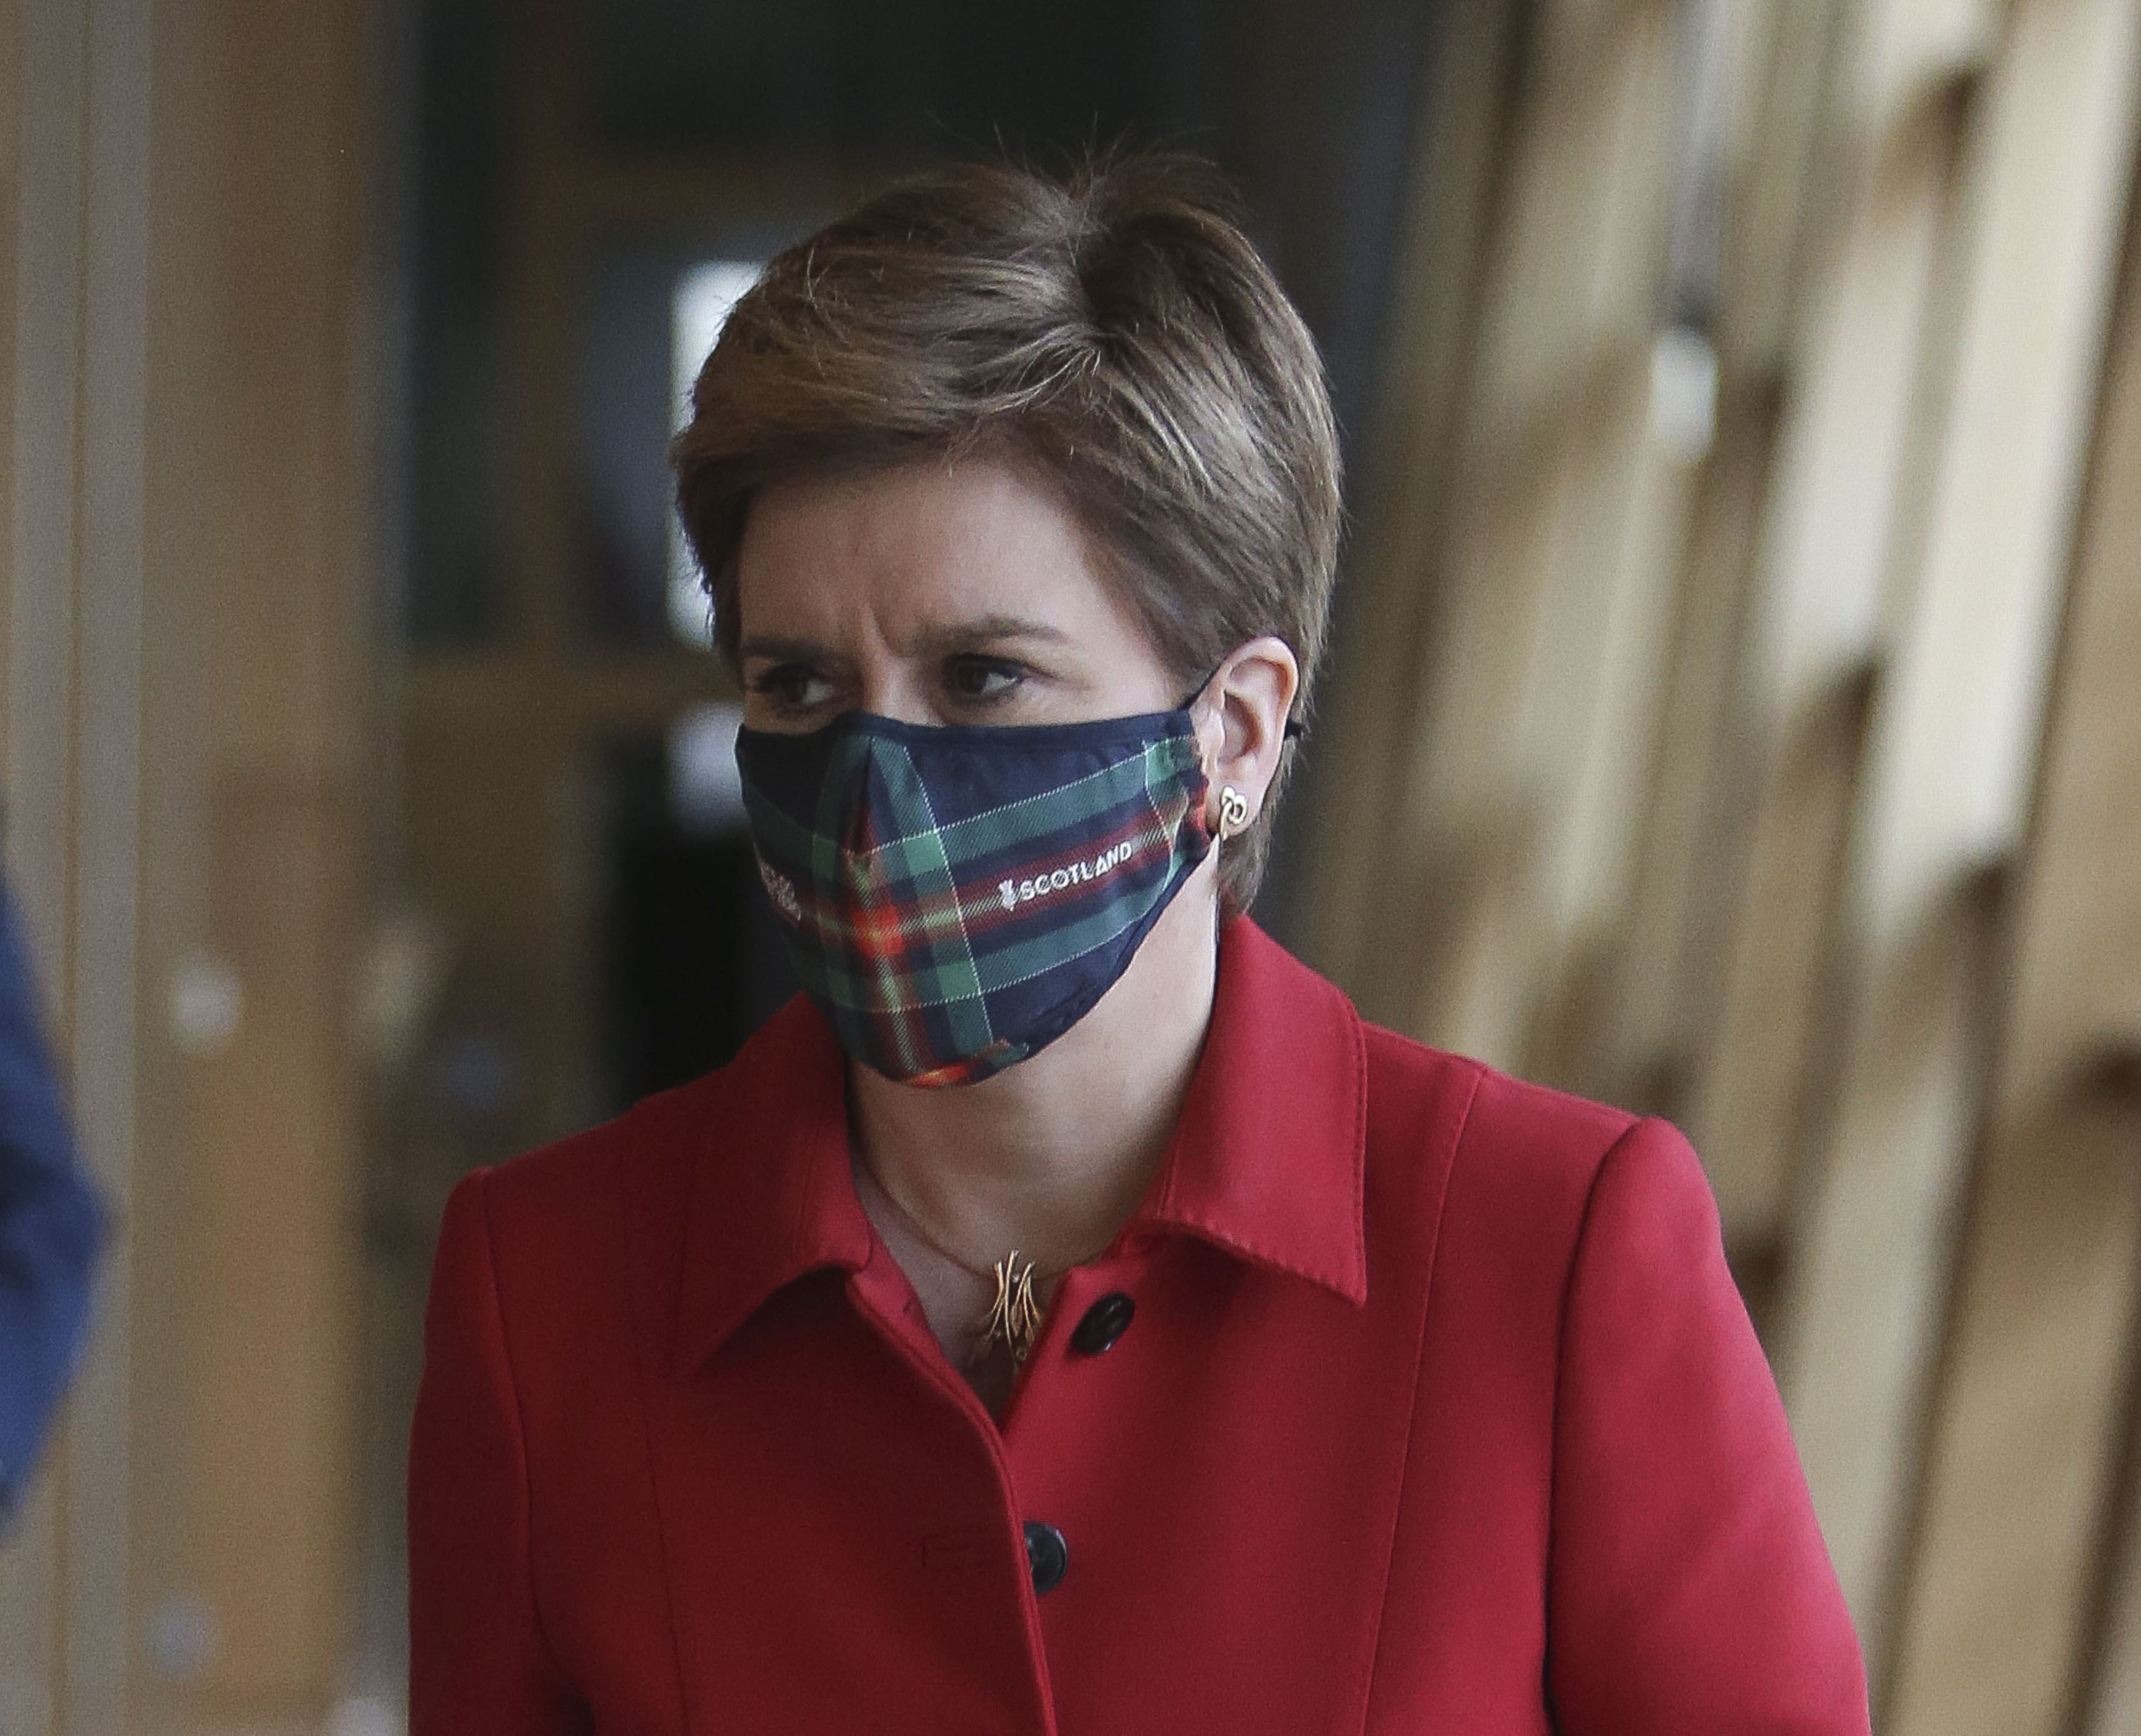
[[734, 705, 1196, 831], [732, 701, 1215, 1084], [733, 662, 1300, 790], [971, 846, 1196, 1070]]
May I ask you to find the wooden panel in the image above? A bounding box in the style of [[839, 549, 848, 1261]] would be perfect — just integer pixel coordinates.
[[1691, 666, 1871, 1242], [1304, 0, 1525, 994], [185, 778, 362, 1708], [1692, 3, 1982, 1246], [0, 0, 379, 1727], [4, 2, 113, 1730], [1888, 1082, 2141, 1734], [1311, 0, 2141, 1720], [2091, 1310, 2141, 1734], [0, 0, 67, 1728], [1514, 371, 1706, 1086], [0, 0, 21, 761], [1606, 394, 1777, 1114], [1886, 166, 2141, 1732], [64, 0, 153, 1722], [398, 699, 599, 1159], [1748, 86, 1965, 725], [6, 0, 84, 1002], [1851, 0, 1998, 129], [1357, 0, 1687, 1067], [1322, 0, 1856, 1112], [1781, 0, 2141, 1671], [138, 0, 378, 1720], [1781, 863, 2001, 1663], [1724, 0, 1853, 375], [1475, 1, 1677, 455]]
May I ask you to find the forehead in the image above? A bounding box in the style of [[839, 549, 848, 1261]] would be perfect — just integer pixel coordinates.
[[734, 457, 1148, 650]]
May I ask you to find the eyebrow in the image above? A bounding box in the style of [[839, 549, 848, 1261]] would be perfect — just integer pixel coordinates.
[[736, 633, 831, 666], [913, 614, 1073, 655], [737, 615, 1073, 664]]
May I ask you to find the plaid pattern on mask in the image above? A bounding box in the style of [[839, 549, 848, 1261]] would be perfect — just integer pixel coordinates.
[[736, 710, 1213, 1087]]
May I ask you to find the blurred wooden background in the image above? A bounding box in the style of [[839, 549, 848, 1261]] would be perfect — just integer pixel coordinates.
[[1, 0, 2139, 1731], [1310, 1, 2141, 1730], [0, 0, 377, 1730]]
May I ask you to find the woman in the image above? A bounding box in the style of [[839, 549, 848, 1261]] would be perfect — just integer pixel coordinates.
[[409, 154, 1869, 1733]]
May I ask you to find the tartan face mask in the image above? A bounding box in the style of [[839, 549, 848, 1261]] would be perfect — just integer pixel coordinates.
[[734, 699, 1215, 1087]]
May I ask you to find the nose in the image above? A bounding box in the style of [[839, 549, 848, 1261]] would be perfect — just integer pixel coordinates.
[[849, 652, 938, 728]]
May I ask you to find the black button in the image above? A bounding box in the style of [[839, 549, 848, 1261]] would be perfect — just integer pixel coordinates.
[[1070, 1291, 1135, 1356], [1023, 1520, 1068, 1594]]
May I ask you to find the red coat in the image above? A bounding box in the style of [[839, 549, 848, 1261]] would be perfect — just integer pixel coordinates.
[[409, 919, 1869, 1733]]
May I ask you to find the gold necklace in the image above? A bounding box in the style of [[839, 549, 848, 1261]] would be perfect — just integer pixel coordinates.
[[975, 1252, 1046, 1371], [859, 1169, 1061, 1370]]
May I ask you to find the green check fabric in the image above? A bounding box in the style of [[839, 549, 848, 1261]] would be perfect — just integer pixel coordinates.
[[735, 708, 1213, 1086]]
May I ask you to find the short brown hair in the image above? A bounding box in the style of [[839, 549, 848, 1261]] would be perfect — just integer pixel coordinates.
[[671, 153, 1341, 908]]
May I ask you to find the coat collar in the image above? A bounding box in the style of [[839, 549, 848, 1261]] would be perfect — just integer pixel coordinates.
[[1127, 918, 1369, 1302], [672, 918, 1369, 1376]]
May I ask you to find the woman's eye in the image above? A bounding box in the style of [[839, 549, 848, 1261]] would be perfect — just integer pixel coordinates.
[[943, 656, 1026, 705], [747, 665, 834, 712]]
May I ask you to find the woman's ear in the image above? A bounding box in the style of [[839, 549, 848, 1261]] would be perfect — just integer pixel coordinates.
[[1195, 636, 1300, 836]]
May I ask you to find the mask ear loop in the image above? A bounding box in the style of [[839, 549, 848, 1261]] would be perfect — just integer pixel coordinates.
[[1177, 662, 1307, 741]]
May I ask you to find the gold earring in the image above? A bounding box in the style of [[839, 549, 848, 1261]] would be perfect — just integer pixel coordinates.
[[1217, 786, 1251, 838]]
